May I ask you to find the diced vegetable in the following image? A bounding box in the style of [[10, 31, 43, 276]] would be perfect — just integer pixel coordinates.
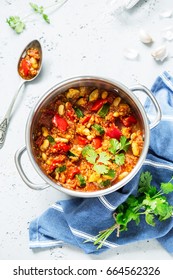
[[77, 135, 89, 146], [106, 124, 122, 139], [92, 124, 105, 135], [98, 103, 110, 117], [74, 107, 84, 118], [52, 114, 68, 132], [68, 166, 80, 179], [76, 174, 86, 187], [68, 151, 77, 157], [100, 180, 111, 188], [53, 142, 70, 152], [121, 115, 137, 127], [55, 165, 66, 173], [91, 99, 107, 111], [47, 135, 55, 144], [89, 89, 99, 101], [92, 137, 102, 149], [81, 115, 91, 124]]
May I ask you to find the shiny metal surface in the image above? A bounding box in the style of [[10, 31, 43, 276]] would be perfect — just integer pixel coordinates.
[[15, 76, 161, 197]]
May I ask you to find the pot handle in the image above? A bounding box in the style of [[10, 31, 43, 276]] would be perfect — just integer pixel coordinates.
[[130, 84, 162, 129], [14, 146, 49, 191]]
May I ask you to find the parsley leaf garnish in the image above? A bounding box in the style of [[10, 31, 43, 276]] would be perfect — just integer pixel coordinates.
[[82, 145, 97, 164], [97, 152, 111, 165], [6, 1, 67, 33], [87, 171, 173, 249], [6, 16, 25, 34]]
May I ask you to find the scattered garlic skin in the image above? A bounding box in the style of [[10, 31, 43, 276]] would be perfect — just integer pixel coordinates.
[[151, 45, 168, 62], [162, 26, 173, 41], [159, 10, 172, 18], [123, 48, 139, 60], [139, 29, 153, 44]]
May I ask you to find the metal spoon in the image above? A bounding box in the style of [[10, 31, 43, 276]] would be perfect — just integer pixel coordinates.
[[0, 39, 42, 149]]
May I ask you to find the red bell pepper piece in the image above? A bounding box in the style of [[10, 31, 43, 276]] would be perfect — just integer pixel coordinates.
[[49, 155, 66, 171], [91, 99, 108, 111], [52, 114, 68, 132], [92, 137, 102, 149], [67, 166, 80, 179], [106, 123, 122, 140], [81, 115, 91, 125], [21, 59, 31, 77], [66, 109, 75, 121], [121, 115, 137, 127], [77, 135, 89, 146], [53, 142, 70, 153]]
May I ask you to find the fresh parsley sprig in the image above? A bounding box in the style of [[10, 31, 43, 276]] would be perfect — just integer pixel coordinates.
[[87, 171, 173, 249], [6, 0, 67, 34]]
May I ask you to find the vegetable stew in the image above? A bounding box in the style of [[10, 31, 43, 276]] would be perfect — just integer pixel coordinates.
[[18, 47, 41, 80], [33, 86, 144, 192]]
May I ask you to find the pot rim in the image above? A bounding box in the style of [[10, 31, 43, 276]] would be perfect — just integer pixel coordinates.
[[25, 75, 150, 198]]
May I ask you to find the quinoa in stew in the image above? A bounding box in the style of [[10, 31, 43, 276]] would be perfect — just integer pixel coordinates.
[[33, 86, 144, 192], [18, 47, 41, 80]]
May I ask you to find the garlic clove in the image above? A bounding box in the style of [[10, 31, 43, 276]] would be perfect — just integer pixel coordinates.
[[159, 10, 172, 18], [139, 29, 153, 44], [151, 45, 168, 62], [123, 48, 139, 60], [162, 26, 173, 41]]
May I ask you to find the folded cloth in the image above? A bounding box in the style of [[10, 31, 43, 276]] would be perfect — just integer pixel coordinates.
[[29, 71, 173, 254]]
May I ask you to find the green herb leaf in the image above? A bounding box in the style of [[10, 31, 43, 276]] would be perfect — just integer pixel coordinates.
[[109, 138, 120, 154], [97, 152, 111, 165], [138, 171, 152, 193], [106, 169, 116, 179], [161, 182, 173, 194], [82, 145, 97, 164], [145, 213, 155, 226], [115, 153, 125, 166], [43, 13, 50, 24], [93, 164, 109, 174], [30, 2, 44, 14], [6, 16, 25, 34], [119, 136, 130, 152]]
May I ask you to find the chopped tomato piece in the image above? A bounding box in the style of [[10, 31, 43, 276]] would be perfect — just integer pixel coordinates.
[[52, 114, 68, 132], [21, 59, 31, 76], [53, 142, 70, 153], [91, 99, 108, 111], [121, 115, 137, 127], [92, 137, 102, 149], [49, 155, 66, 171], [106, 123, 122, 140], [67, 166, 80, 179], [77, 135, 89, 145]]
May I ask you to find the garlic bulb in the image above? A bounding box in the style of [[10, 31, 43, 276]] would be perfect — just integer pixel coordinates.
[[123, 48, 139, 60], [151, 45, 168, 62], [139, 29, 153, 44]]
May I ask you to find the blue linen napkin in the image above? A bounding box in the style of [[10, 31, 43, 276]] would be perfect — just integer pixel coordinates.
[[29, 71, 173, 254]]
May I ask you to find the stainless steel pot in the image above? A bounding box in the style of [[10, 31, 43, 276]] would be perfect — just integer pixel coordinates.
[[15, 76, 161, 198]]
